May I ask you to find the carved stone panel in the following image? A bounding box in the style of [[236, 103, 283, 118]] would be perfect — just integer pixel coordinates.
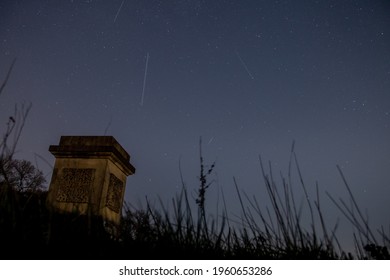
[[105, 174, 124, 213], [56, 168, 95, 203]]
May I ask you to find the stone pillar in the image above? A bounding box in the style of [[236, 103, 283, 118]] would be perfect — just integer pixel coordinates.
[[46, 136, 135, 226]]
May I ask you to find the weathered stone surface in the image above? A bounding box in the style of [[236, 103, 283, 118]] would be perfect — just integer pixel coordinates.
[[47, 136, 135, 225]]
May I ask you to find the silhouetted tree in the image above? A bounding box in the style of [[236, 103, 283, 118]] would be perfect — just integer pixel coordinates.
[[0, 58, 50, 258], [0, 158, 46, 192]]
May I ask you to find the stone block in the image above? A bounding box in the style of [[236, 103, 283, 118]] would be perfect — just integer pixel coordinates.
[[46, 136, 135, 226]]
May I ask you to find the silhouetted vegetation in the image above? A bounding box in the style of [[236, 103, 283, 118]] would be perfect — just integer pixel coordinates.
[[1, 143, 389, 259], [1, 59, 389, 260]]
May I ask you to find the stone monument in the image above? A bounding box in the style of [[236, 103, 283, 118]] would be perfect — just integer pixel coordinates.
[[46, 136, 135, 226]]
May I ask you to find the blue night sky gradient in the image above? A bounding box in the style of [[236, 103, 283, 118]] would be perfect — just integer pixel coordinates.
[[1, 0, 389, 251]]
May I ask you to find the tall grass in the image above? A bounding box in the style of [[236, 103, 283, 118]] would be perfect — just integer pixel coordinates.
[[117, 141, 388, 259]]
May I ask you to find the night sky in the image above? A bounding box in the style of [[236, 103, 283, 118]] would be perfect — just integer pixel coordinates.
[[1, 0, 389, 251]]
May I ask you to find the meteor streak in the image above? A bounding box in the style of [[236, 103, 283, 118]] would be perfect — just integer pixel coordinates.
[[114, 0, 125, 23], [235, 50, 254, 80], [140, 52, 149, 106]]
